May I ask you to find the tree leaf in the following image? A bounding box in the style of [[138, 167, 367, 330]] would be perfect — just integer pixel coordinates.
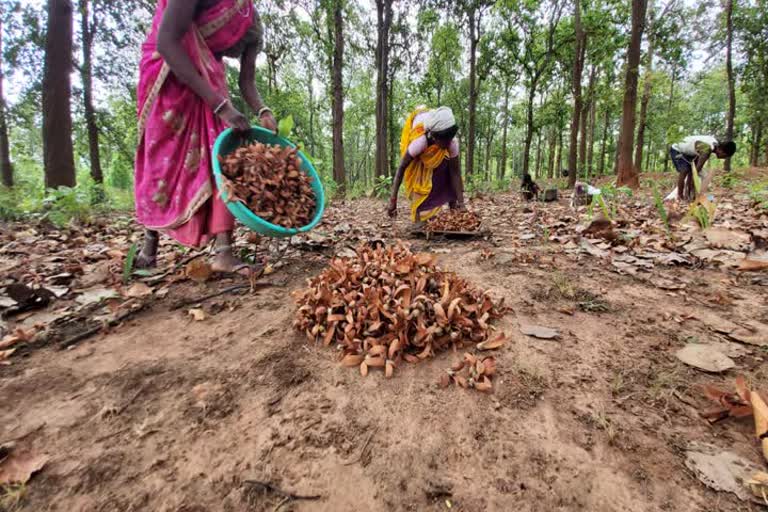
[[278, 115, 294, 138], [123, 243, 138, 285]]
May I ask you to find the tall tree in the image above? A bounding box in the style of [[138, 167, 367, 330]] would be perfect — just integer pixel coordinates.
[[568, 0, 585, 187], [616, 0, 648, 188], [374, 0, 393, 178], [634, 0, 655, 175], [80, 0, 103, 186], [329, 0, 346, 192], [0, 13, 12, 188], [723, 0, 735, 172], [42, 0, 76, 189]]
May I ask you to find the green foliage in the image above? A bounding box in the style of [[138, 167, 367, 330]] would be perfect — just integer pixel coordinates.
[[652, 184, 670, 232], [123, 243, 138, 284], [373, 175, 393, 199], [278, 115, 295, 139], [749, 181, 768, 211]]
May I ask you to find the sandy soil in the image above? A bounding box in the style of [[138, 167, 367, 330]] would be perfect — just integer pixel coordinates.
[[2, 176, 767, 512]]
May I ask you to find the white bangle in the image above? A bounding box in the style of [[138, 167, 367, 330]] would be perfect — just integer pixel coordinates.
[[258, 106, 272, 117], [213, 98, 229, 115]]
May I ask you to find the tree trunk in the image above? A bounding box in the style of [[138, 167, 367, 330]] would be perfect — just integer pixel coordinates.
[[500, 82, 510, 180], [374, 0, 392, 178], [330, 0, 346, 193], [466, 4, 479, 176], [485, 128, 494, 177], [0, 15, 12, 188], [522, 87, 536, 176], [567, 0, 585, 188], [547, 128, 557, 179], [599, 106, 610, 176], [557, 124, 564, 175], [587, 86, 597, 178], [750, 122, 762, 167], [663, 66, 677, 172], [616, 0, 648, 189], [535, 128, 543, 178], [580, 65, 595, 180], [80, 0, 103, 188], [43, 0, 76, 189], [724, 0, 735, 172], [634, 0, 655, 176]]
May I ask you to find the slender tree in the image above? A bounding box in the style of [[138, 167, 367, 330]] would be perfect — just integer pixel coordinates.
[[80, 0, 103, 188], [374, 0, 393, 178], [43, 0, 76, 189], [330, 0, 346, 192], [616, 0, 648, 188], [0, 14, 12, 188], [724, 0, 735, 172], [568, 0, 585, 187], [634, 0, 655, 175]]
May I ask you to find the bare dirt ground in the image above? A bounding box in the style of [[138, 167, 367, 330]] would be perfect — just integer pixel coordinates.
[[2, 171, 767, 511]]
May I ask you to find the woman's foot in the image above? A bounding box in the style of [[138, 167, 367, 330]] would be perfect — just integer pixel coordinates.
[[135, 230, 159, 269], [210, 249, 257, 276]]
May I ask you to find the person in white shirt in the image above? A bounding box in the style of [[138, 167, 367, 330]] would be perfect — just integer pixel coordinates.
[[669, 136, 736, 201]]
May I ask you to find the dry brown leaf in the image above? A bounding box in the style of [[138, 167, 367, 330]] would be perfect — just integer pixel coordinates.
[[738, 258, 768, 272], [477, 333, 507, 351], [438, 373, 452, 389], [185, 259, 213, 283], [360, 362, 369, 377], [341, 354, 364, 367], [188, 308, 207, 322], [474, 376, 493, 393], [751, 391, 768, 463], [0, 446, 48, 485], [124, 282, 153, 298], [0, 348, 16, 360], [385, 360, 394, 379]]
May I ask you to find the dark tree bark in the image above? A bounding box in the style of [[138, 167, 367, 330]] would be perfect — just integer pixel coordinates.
[[374, 0, 392, 178], [568, 0, 585, 188], [534, 127, 543, 178], [580, 64, 595, 180], [750, 122, 762, 167], [634, 0, 655, 176], [466, 3, 480, 176], [500, 82, 510, 180], [0, 15, 13, 188], [547, 128, 557, 179], [43, 0, 76, 189], [80, 0, 103, 188], [587, 83, 597, 178], [616, 0, 648, 188], [599, 106, 610, 175], [724, 0, 735, 172], [330, 0, 346, 193], [663, 65, 677, 173]]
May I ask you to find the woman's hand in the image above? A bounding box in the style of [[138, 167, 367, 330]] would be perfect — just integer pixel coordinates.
[[218, 102, 250, 132], [260, 111, 277, 133], [386, 196, 398, 218]]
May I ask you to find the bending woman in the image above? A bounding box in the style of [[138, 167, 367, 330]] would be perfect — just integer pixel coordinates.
[[387, 107, 465, 223], [134, 0, 277, 274]]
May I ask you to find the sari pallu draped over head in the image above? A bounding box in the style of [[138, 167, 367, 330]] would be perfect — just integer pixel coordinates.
[[399, 108, 451, 222], [134, 0, 254, 246]]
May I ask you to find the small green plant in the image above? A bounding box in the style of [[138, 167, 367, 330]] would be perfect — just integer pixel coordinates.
[[652, 184, 670, 232], [373, 175, 393, 199], [43, 186, 94, 227], [123, 243, 138, 284], [749, 180, 768, 210]]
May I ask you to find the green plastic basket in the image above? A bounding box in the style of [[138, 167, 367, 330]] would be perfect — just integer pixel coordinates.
[[212, 126, 325, 238]]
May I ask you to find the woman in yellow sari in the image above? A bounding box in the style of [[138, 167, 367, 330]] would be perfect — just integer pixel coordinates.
[[387, 107, 465, 224]]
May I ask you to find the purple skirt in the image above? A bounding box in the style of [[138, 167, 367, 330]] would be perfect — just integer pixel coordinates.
[[417, 159, 457, 214]]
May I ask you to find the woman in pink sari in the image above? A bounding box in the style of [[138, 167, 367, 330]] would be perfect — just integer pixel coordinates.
[[134, 0, 277, 274]]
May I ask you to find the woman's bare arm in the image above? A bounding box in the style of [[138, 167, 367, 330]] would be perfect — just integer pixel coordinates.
[[157, 0, 248, 130], [239, 45, 276, 131]]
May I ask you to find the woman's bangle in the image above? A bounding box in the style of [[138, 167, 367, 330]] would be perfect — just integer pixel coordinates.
[[258, 106, 272, 117], [213, 98, 229, 115]]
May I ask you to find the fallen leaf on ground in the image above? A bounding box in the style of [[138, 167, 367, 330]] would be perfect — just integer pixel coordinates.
[[676, 344, 735, 373], [704, 228, 751, 251], [751, 391, 768, 463], [738, 257, 768, 272], [520, 325, 560, 340], [685, 442, 762, 503], [188, 308, 207, 322], [0, 328, 34, 350], [0, 348, 16, 360], [75, 287, 120, 306], [0, 445, 49, 485], [747, 472, 768, 504], [124, 282, 153, 298], [185, 259, 213, 283], [477, 333, 507, 351]]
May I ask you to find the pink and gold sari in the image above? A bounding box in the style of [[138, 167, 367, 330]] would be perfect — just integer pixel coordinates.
[[134, 0, 254, 246]]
